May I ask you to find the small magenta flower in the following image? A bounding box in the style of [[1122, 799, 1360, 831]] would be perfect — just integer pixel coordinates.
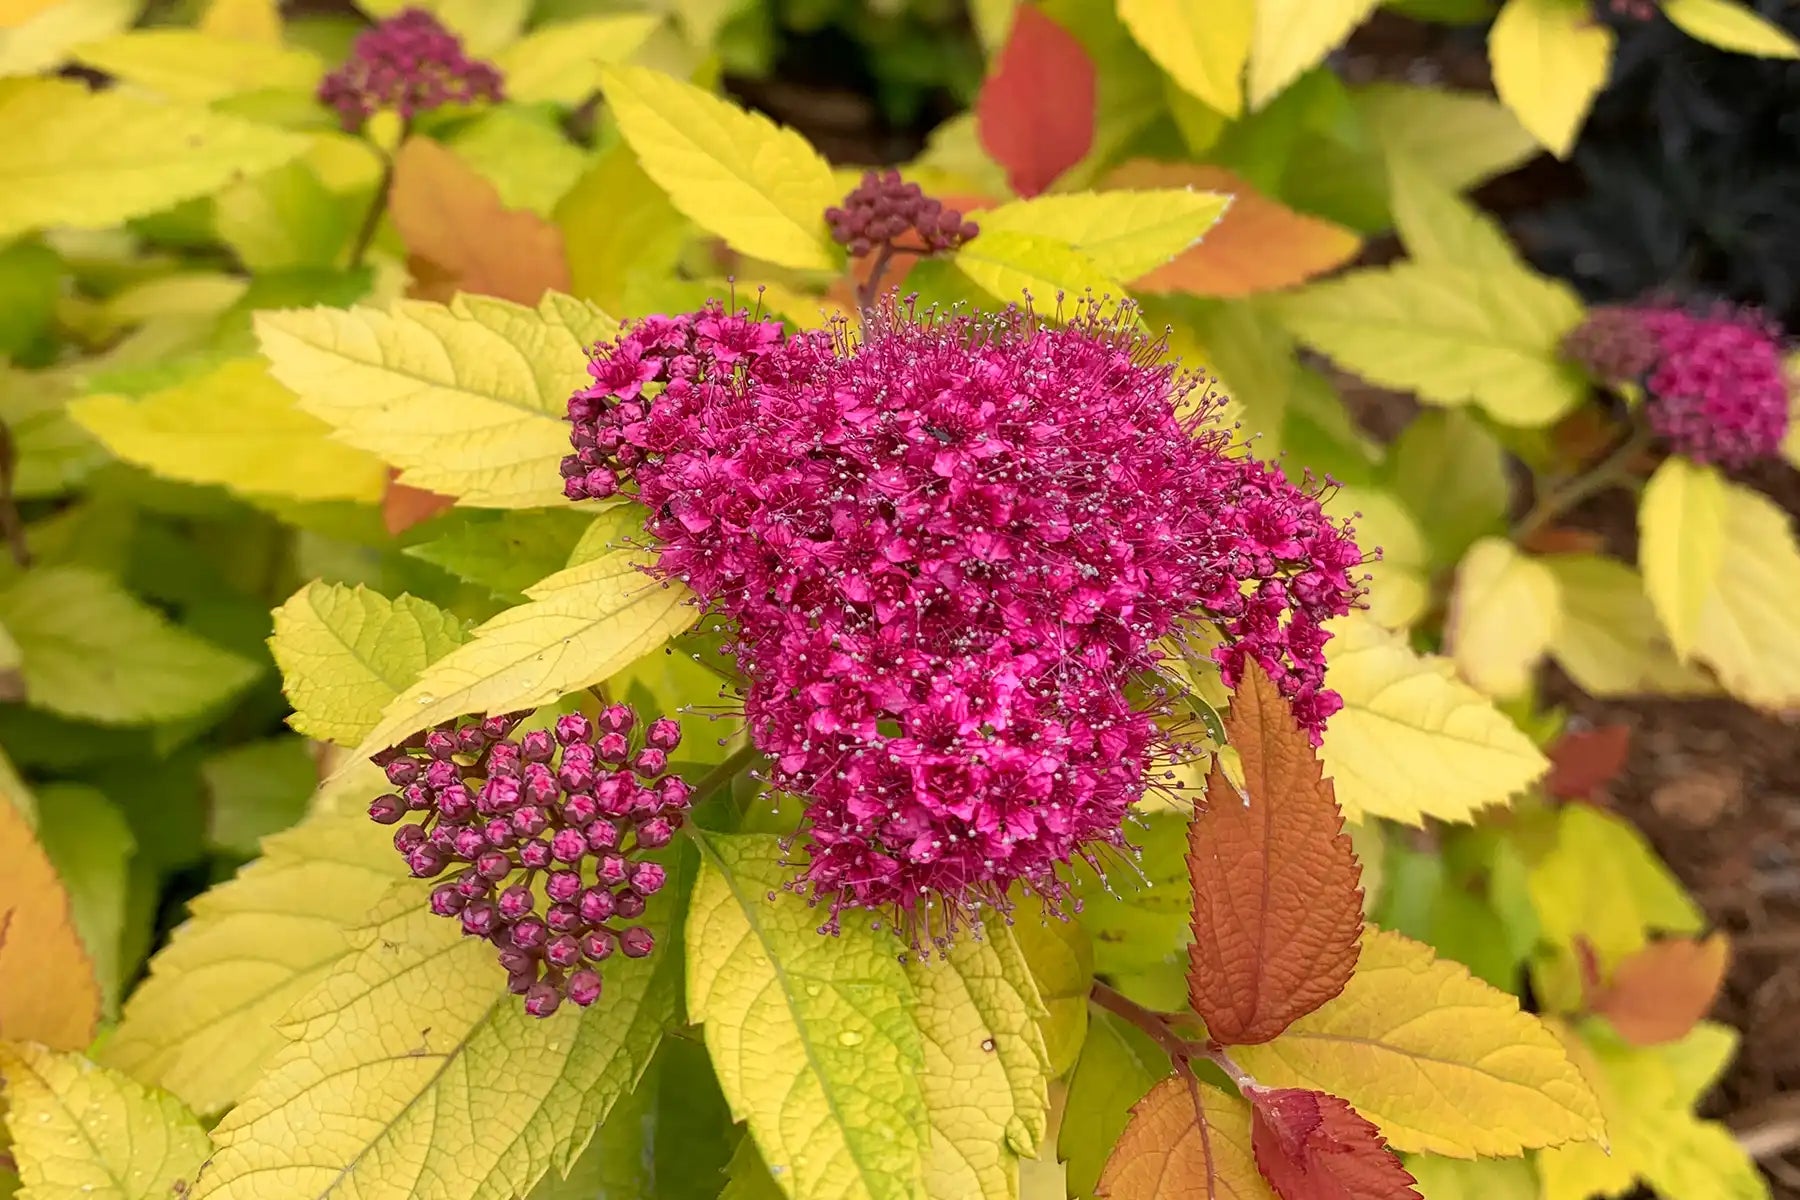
[[368, 708, 684, 1016], [318, 7, 503, 133], [1561, 305, 1662, 385], [1636, 303, 1792, 468], [826, 170, 979, 258]]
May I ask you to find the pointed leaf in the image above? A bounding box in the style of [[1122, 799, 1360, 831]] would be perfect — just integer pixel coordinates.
[[491, 14, 659, 105], [1383, 410, 1511, 568], [1445, 537, 1562, 698], [1117, 0, 1252, 117], [1638, 457, 1725, 660], [1663, 0, 1799, 57], [1060, 1010, 1167, 1196], [973, 189, 1228, 280], [953, 230, 1124, 308], [1594, 934, 1730, 1048], [1248, 1088, 1420, 1200], [255, 292, 614, 507], [1489, 0, 1613, 158], [1011, 902, 1094, 1077], [1248, 0, 1381, 109], [556, 139, 689, 313], [1351, 83, 1536, 192], [349, 551, 695, 761], [1542, 554, 1712, 698], [404, 509, 602, 599], [599, 65, 837, 271], [69, 29, 322, 102], [1188, 666, 1364, 1046], [0, 0, 139, 78], [1233, 931, 1604, 1156], [32, 784, 134, 1014], [1528, 802, 1702, 969], [269, 582, 469, 747], [390, 137, 571, 306], [0, 1043, 209, 1200], [0, 795, 99, 1049], [975, 6, 1095, 197], [686, 831, 928, 1200], [1385, 157, 1517, 272], [1096, 1076, 1275, 1199], [0, 77, 304, 240]]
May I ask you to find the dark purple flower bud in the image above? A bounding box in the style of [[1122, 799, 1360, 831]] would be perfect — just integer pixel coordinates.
[[598, 704, 636, 734], [619, 927, 655, 958], [436, 785, 475, 823], [369, 794, 406, 825], [486, 742, 521, 776], [498, 884, 536, 921], [427, 825, 457, 854], [475, 849, 513, 881], [455, 724, 489, 754], [497, 946, 534, 974], [550, 828, 587, 865], [577, 887, 616, 923], [481, 713, 518, 740], [522, 763, 559, 806], [524, 982, 561, 1017], [567, 968, 603, 1007], [394, 823, 427, 855], [655, 776, 692, 811], [585, 819, 622, 852], [425, 760, 459, 789], [454, 868, 491, 900], [545, 903, 582, 934], [595, 852, 629, 888], [520, 729, 554, 762], [512, 805, 550, 838], [632, 748, 668, 776], [629, 861, 667, 896], [461, 901, 499, 937], [483, 818, 517, 851], [429, 884, 466, 916], [545, 933, 583, 969], [452, 827, 487, 860], [645, 717, 682, 751], [385, 758, 420, 786], [614, 891, 646, 919], [424, 730, 457, 760], [511, 918, 548, 951], [635, 817, 674, 849], [482, 775, 522, 813], [597, 732, 629, 764], [402, 784, 433, 811], [519, 838, 553, 869], [562, 792, 599, 826], [545, 870, 583, 904], [555, 713, 592, 745], [580, 929, 615, 961], [507, 967, 537, 995], [559, 762, 596, 794]]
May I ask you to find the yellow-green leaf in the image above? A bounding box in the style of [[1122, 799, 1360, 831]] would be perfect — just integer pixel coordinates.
[[1011, 903, 1094, 1077], [1324, 485, 1429, 629], [599, 65, 837, 271], [192, 872, 683, 1200], [973, 189, 1228, 281], [1247, 0, 1381, 109], [0, 794, 100, 1051], [686, 831, 928, 1200], [1542, 554, 1713, 697], [1321, 611, 1548, 824], [70, 359, 387, 505], [102, 810, 402, 1114], [1352, 82, 1537, 192], [493, 15, 659, 105], [1233, 929, 1603, 1156], [952, 231, 1124, 309], [0, 77, 304, 241], [1528, 802, 1703, 969], [1116, 0, 1252, 117], [350, 551, 695, 762], [1386, 155, 1518, 272], [0, 1043, 209, 1200], [70, 29, 322, 102], [215, 157, 359, 272], [557, 140, 689, 314], [1402, 1154, 1538, 1200], [197, 0, 281, 42], [1489, 0, 1614, 158], [1639, 457, 1725, 660], [255, 293, 614, 508], [0, 0, 137, 78], [1446, 537, 1562, 698], [1664, 0, 1799, 56], [907, 928, 1050, 1199], [1384, 409, 1512, 568]]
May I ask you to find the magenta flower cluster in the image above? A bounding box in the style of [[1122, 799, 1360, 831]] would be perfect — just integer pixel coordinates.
[[826, 170, 979, 258], [318, 7, 503, 132], [368, 708, 687, 1017], [562, 302, 1362, 926], [1638, 305, 1792, 468]]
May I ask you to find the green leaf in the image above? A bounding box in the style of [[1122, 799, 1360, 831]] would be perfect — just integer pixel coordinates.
[[1247, 0, 1381, 108], [1351, 82, 1537, 191], [201, 736, 317, 857], [0, 238, 60, 361], [1325, 484, 1430, 629], [404, 508, 602, 599], [906, 928, 1051, 1198], [1664, 0, 1799, 56], [255, 293, 614, 508], [972, 190, 1229, 281], [1528, 802, 1703, 969], [0, 566, 259, 726], [70, 358, 389, 505], [70, 28, 323, 102], [33, 783, 135, 1016], [349, 550, 696, 761], [1446, 537, 1562, 698], [599, 65, 838, 272], [1070, 811, 1189, 976], [0, 1043, 209, 1200], [1057, 1009, 1165, 1198], [1010, 902, 1094, 1077], [215, 158, 359, 272], [686, 831, 929, 1200], [1386, 154, 1518, 271], [0, 77, 305, 240], [102, 809, 403, 1113], [492, 15, 660, 105], [1541, 554, 1713, 697], [1404, 1153, 1538, 1199], [0, 369, 104, 498], [1489, 0, 1614, 158], [1117, 0, 1252, 116], [720, 1139, 789, 1200], [192, 861, 684, 1200], [445, 109, 590, 217], [952, 231, 1124, 310], [1275, 259, 1587, 427], [1383, 410, 1511, 567], [557, 139, 689, 314], [269, 582, 469, 747], [0, 0, 138, 78]]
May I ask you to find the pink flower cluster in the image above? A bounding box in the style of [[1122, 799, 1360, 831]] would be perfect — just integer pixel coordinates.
[[563, 303, 1362, 926], [1638, 304, 1792, 468], [317, 7, 503, 132]]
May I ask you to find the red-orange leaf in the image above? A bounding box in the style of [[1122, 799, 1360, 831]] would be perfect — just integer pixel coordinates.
[[1592, 933, 1730, 1047], [1249, 1088, 1421, 1200], [388, 136, 572, 305], [1098, 1075, 1276, 1199], [1545, 724, 1631, 799], [381, 471, 456, 535], [0, 799, 100, 1049], [1188, 665, 1364, 1046], [1104, 161, 1360, 297], [975, 7, 1094, 198]]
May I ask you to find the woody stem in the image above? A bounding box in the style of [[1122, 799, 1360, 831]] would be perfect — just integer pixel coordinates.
[[1089, 981, 1204, 1074], [1512, 423, 1655, 542]]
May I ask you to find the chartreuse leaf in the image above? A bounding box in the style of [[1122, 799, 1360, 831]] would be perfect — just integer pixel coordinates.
[[972, 190, 1229, 281], [0, 567, 259, 726], [1352, 82, 1537, 192], [71, 359, 388, 505], [1233, 930, 1603, 1156], [1324, 485, 1429, 628], [404, 509, 601, 600], [1247, 0, 1380, 109], [1275, 259, 1587, 427], [1386, 155, 1517, 272], [953, 232, 1124, 310], [1116, 0, 1252, 117], [1641, 460, 1800, 707], [33, 784, 134, 1015], [1489, 0, 1613, 158], [0, 0, 137, 78], [686, 831, 929, 1200], [1384, 410, 1510, 568], [349, 551, 695, 762], [0, 794, 100, 1050], [557, 140, 689, 314], [1402, 1153, 1537, 1199], [200, 736, 319, 856], [1446, 537, 1562, 698], [269, 582, 469, 747], [70, 29, 323, 102], [720, 1139, 789, 1200], [600, 66, 838, 272], [215, 158, 359, 273], [0, 78, 304, 240], [905, 928, 1050, 1198], [1059, 1011, 1164, 1198], [1527, 802, 1702, 970], [1542, 554, 1713, 697], [1071, 811, 1189, 976], [1665, 0, 1799, 56], [103, 810, 403, 1113], [1320, 612, 1548, 825], [193, 855, 685, 1200], [197, 0, 282, 41], [0, 1043, 209, 1200], [1097, 1077, 1273, 1199], [493, 15, 659, 105], [1010, 900, 1093, 1077], [254, 293, 615, 508]]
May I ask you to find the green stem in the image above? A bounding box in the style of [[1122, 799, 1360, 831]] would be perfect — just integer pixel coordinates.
[[347, 149, 395, 270], [688, 741, 762, 809], [1512, 424, 1655, 543]]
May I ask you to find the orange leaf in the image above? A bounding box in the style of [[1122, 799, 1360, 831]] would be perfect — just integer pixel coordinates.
[[1592, 933, 1730, 1047], [0, 800, 100, 1050], [1098, 1075, 1276, 1199], [1545, 724, 1631, 800], [1187, 665, 1365, 1046], [1103, 161, 1360, 297], [975, 7, 1095, 198], [381, 469, 456, 535], [1249, 1088, 1421, 1200], [388, 137, 572, 305]]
